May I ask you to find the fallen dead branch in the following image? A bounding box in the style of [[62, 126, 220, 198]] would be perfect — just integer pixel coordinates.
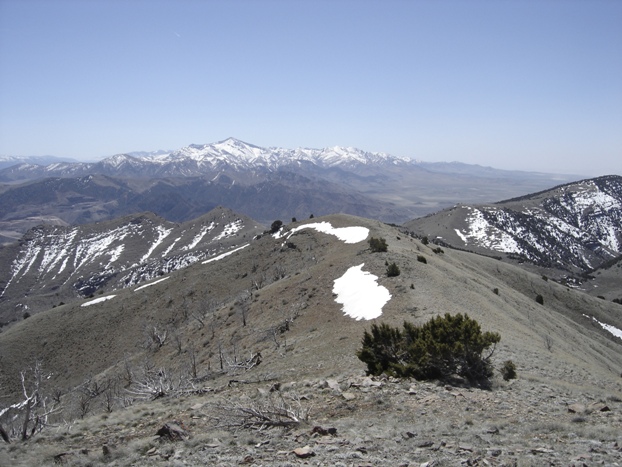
[[207, 392, 309, 431]]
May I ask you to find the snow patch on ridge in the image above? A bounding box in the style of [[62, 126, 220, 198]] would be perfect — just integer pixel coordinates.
[[139, 226, 172, 263], [184, 222, 216, 250], [333, 264, 391, 320], [278, 221, 369, 244], [214, 220, 243, 241], [81, 295, 116, 307]]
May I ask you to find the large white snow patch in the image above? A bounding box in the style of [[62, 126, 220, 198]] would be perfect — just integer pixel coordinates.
[[280, 221, 369, 244], [333, 264, 391, 320]]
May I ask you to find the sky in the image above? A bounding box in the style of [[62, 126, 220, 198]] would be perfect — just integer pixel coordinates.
[[0, 0, 620, 176]]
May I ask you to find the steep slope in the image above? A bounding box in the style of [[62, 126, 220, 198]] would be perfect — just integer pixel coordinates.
[[1, 214, 621, 464], [0, 207, 262, 324], [405, 175, 622, 295]]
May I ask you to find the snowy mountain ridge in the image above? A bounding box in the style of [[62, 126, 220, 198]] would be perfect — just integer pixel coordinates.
[[406, 175, 622, 279], [134, 137, 406, 170], [0, 138, 409, 180], [0, 207, 261, 323]]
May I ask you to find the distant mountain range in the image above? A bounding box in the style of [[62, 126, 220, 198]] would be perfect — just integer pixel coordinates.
[[0, 138, 582, 181], [0, 155, 79, 171], [0, 139, 581, 240], [0, 139, 421, 179]]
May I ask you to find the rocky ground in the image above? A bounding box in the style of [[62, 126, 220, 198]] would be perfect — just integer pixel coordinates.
[[2, 371, 620, 466]]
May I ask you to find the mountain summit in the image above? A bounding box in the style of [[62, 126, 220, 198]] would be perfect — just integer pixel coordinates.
[[124, 137, 409, 172], [0, 139, 409, 181]]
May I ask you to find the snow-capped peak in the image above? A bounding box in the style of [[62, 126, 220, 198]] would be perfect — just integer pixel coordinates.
[[161, 139, 408, 170], [99, 153, 142, 169]]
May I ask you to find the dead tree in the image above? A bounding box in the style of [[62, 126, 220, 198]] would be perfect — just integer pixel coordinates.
[[226, 352, 262, 372], [208, 392, 308, 430], [0, 361, 61, 442], [77, 378, 111, 418]]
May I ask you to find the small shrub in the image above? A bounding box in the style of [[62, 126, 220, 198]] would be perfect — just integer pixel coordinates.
[[410, 283, 415, 289], [386, 262, 400, 277], [535, 294, 544, 305], [368, 237, 388, 253], [421, 236, 429, 245], [432, 247, 444, 254], [291, 217, 297, 223], [269, 220, 283, 234], [500, 360, 517, 381], [417, 255, 427, 264], [493, 288, 499, 295], [357, 314, 501, 385], [542, 275, 548, 281]]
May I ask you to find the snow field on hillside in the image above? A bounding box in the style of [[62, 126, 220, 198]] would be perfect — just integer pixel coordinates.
[[333, 264, 391, 320], [276, 221, 369, 244], [584, 314, 622, 340], [202, 244, 250, 264]]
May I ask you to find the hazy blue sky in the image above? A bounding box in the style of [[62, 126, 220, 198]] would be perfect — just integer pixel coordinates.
[[1, 0, 620, 176]]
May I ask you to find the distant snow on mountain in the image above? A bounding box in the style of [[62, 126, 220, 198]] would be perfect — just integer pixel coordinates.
[[407, 175, 622, 275], [0, 138, 412, 180], [138, 137, 409, 172], [0, 155, 79, 170]]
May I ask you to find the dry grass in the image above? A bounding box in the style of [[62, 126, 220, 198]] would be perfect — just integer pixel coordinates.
[[1, 214, 622, 464]]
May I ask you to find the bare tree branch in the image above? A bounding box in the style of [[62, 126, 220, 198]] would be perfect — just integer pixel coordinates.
[[207, 392, 309, 431]]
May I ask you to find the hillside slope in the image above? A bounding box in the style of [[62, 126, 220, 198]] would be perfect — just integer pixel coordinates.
[[0, 206, 262, 324], [1, 214, 621, 464], [405, 175, 622, 298]]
